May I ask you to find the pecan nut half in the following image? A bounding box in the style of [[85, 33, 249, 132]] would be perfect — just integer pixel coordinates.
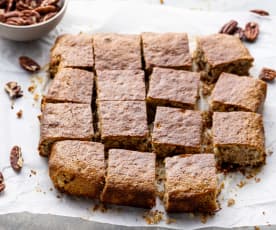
[[250, 9, 269, 16], [10, 145, 24, 172], [219, 20, 238, 35], [0, 172, 5, 193], [244, 22, 259, 42], [259, 67, 276, 82], [19, 56, 41, 72], [5, 81, 23, 99]]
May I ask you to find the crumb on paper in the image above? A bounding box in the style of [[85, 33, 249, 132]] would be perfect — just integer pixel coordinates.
[[166, 218, 176, 224], [254, 226, 260, 230], [49, 188, 53, 191], [92, 203, 108, 213], [267, 149, 273, 156], [16, 109, 23, 118], [143, 210, 164, 225], [227, 198, 235, 207], [33, 93, 40, 101], [262, 211, 266, 215], [160, 0, 164, 4], [30, 169, 37, 175], [56, 194, 62, 199], [255, 177, 261, 183], [37, 115, 42, 121], [35, 186, 42, 193], [237, 180, 246, 188], [200, 214, 208, 224], [28, 84, 37, 94]]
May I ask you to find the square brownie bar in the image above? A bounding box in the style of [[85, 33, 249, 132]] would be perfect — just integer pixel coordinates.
[[101, 149, 156, 208], [96, 70, 145, 101], [194, 34, 254, 82], [39, 103, 94, 157], [94, 33, 142, 70], [49, 140, 105, 198], [164, 154, 218, 213], [152, 107, 202, 157], [44, 68, 94, 104], [212, 112, 265, 166], [50, 34, 93, 76], [97, 101, 149, 151], [210, 72, 267, 112], [147, 68, 200, 109], [142, 32, 192, 71]]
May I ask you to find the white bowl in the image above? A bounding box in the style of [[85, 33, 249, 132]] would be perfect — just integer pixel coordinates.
[[0, 0, 68, 41]]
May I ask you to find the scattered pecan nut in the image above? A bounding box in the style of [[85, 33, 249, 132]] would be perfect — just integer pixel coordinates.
[[0, 172, 5, 193], [219, 20, 238, 35], [244, 22, 259, 42], [19, 56, 41, 73], [259, 68, 276, 82], [5, 81, 23, 99], [10, 145, 24, 172], [250, 9, 269, 16]]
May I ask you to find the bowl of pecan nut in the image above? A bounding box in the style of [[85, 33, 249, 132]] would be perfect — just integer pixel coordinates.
[[0, 0, 68, 41]]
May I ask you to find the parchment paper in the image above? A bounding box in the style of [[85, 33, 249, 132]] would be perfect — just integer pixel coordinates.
[[0, 1, 276, 229]]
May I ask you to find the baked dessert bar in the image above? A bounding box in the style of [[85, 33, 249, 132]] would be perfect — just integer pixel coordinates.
[[39, 103, 94, 157], [44, 68, 94, 104], [97, 101, 149, 151], [101, 149, 156, 208], [194, 34, 254, 82], [142, 32, 192, 71], [96, 70, 145, 101], [164, 154, 218, 213], [212, 112, 265, 166], [210, 72, 267, 112], [50, 33, 94, 76], [94, 33, 142, 70], [49, 140, 105, 198], [152, 107, 202, 157], [147, 67, 200, 109]]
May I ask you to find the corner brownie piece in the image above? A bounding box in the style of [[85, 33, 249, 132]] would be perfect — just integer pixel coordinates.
[[194, 34, 254, 82], [39, 103, 94, 157], [212, 112, 265, 166], [147, 68, 200, 109], [101, 149, 156, 208], [50, 34, 93, 76], [142, 32, 192, 71], [44, 68, 94, 104], [164, 154, 218, 213], [152, 107, 202, 157], [96, 70, 145, 101], [210, 72, 267, 112], [49, 140, 105, 198], [97, 101, 149, 151], [94, 33, 142, 70]]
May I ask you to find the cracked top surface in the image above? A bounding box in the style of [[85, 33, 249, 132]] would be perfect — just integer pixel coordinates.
[[197, 34, 254, 67], [211, 73, 267, 112], [142, 32, 192, 69]]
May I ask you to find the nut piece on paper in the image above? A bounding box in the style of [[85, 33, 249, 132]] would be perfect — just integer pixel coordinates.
[[259, 67, 276, 82], [10, 145, 24, 172], [19, 56, 41, 73], [244, 22, 259, 42], [0, 172, 5, 193], [5, 81, 23, 99]]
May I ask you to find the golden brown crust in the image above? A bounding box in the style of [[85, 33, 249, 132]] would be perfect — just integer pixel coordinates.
[[147, 68, 200, 109], [94, 33, 142, 70], [96, 70, 145, 101], [39, 103, 94, 156], [210, 73, 267, 112], [49, 141, 105, 198], [152, 107, 202, 157], [44, 68, 94, 104], [101, 149, 156, 208], [197, 34, 254, 67], [164, 154, 218, 213], [142, 32, 192, 70]]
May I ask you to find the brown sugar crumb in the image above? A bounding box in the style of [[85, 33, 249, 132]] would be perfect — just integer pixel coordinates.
[[33, 93, 40, 101], [143, 210, 164, 225], [237, 180, 246, 188], [28, 85, 37, 94], [166, 218, 176, 224], [92, 203, 108, 213], [227, 198, 235, 207], [255, 177, 261, 183], [200, 214, 208, 224], [16, 110, 23, 118], [254, 226, 260, 230]]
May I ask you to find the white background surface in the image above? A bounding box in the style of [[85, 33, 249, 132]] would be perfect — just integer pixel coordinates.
[[1, 1, 276, 229]]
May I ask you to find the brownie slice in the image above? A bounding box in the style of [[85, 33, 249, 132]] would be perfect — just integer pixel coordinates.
[[97, 101, 149, 151], [212, 112, 265, 166], [50, 33, 93, 76], [96, 70, 145, 101], [141, 32, 192, 71], [101, 149, 156, 208], [49, 140, 105, 198], [39, 103, 94, 157], [44, 68, 94, 104], [194, 34, 254, 82], [152, 107, 203, 157], [164, 154, 218, 213], [210, 72, 267, 112], [147, 68, 200, 109], [94, 33, 142, 70]]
